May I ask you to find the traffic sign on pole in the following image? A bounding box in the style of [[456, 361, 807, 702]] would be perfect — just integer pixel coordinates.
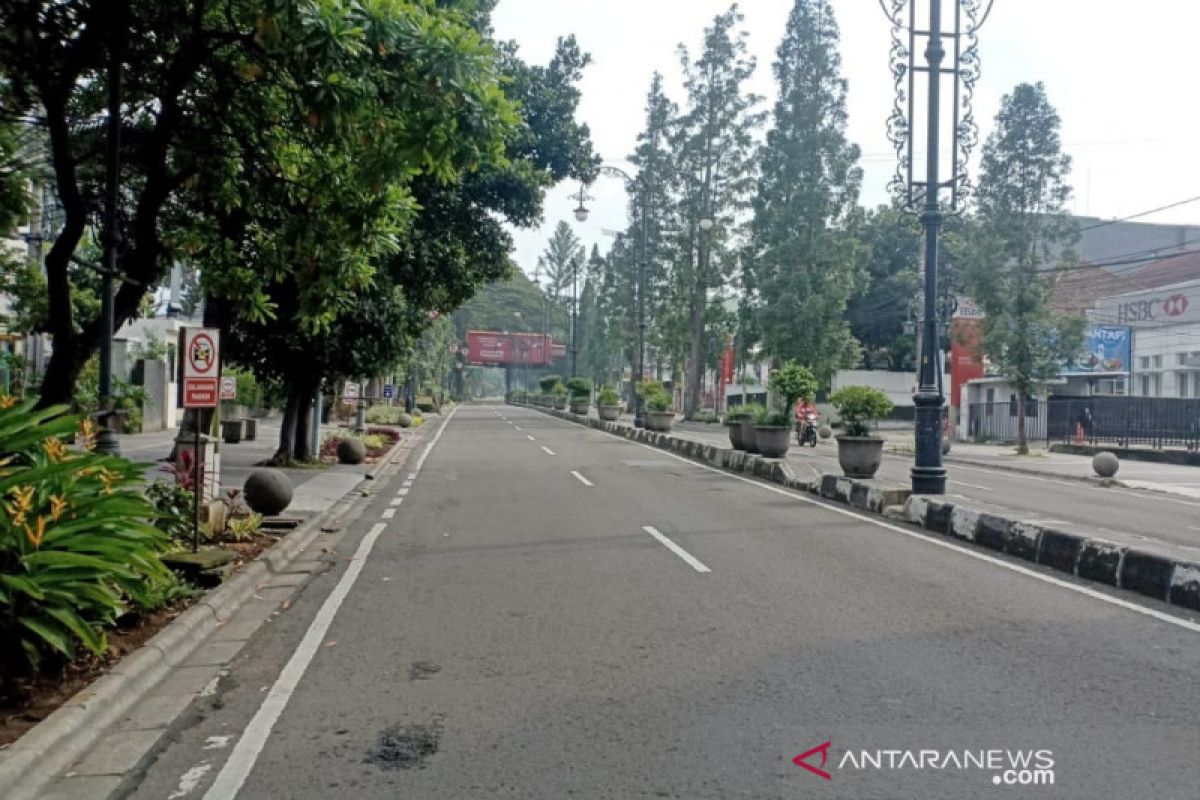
[[343, 381, 360, 400], [219, 376, 237, 401], [382, 383, 394, 399], [182, 328, 220, 408]]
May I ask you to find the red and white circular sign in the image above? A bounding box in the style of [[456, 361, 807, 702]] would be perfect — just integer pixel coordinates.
[[189, 333, 217, 374]]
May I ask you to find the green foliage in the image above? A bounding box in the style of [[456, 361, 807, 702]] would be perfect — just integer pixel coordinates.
[[755, 407, 791, 427], [645, 390, 672, 413], [769, 361, 819, 409], [364, 405, 406, 425], [552, 382, 568, 399], [227, 513, 264, 542], [830, 386, 893, 437], [845, 206, 921, 370], [0, 400, 170, 672], [146, 481, 196, 545], [71, 358, 148, 432], [596, 385, 620, 406], [747, 0, 863, 384], [963, 82, 1083, 453], [539, 374, 562, 394], [565, 377, 591, 399]]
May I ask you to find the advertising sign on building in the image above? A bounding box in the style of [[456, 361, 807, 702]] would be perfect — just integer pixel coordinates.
[[949, 299, 985, 409], [1093, 281, 1200, 328], [1062, 325, 1131, 375], [181, 328, 220, 408]]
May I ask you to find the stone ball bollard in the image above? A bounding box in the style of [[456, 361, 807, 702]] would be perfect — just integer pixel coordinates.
[[337, 438, 367, 465], [397, 413, 413, 428], [1092, 451, 1120, 478], [244, 469, 294, 516], [818, 424, 833, 440]]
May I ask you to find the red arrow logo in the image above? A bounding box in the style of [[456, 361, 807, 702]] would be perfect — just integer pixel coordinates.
[[793, 741, 833, 780]]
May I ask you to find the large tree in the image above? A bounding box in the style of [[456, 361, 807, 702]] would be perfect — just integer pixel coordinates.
[[539, 220, 585, 306], [963, 82, 1083, 454], [845, 206, 921, 370], [747, 0, 863, 387], [673, 5, 763, 417]]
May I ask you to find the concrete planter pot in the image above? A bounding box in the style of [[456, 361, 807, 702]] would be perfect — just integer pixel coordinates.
[[740, 417, 760, 454], [754, 425, 791, 458], [836, 435, 884, 479], [553, 397, 568, 411], [725, 419, 747, 450], [243, 418, 257, 441], [598, 405, 621, 422], [569, 398, 590, 415], [645, 411, 676, 432], [221, 418, 245, 444]]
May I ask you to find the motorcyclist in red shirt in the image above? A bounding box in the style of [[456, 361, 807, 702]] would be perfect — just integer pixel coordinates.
[[795, 398, 819, 446]]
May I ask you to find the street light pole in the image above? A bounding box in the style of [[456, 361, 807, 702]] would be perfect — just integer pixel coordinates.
[[883, 0, 989, 495], [911, 0, 946, 495]]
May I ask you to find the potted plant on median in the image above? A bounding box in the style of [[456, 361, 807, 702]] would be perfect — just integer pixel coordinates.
[[753, 407, 793, 458], [567, 377, 592, 415], [643, 386, 676, 432], [597, 384, 621, 421], [724, 405, 753, 450], [829, 386, 894, 478], [552, 381, 568, 410], [738, 401, 765, 454]]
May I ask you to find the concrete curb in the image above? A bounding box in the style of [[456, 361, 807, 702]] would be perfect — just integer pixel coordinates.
[[0, 422, 428, 800], [524, 404, 1200, 615], [939, 452, 1121, 487]]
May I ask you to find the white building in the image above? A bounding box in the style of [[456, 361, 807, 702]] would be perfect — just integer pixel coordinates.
[[1091, 278, 1200, 399]]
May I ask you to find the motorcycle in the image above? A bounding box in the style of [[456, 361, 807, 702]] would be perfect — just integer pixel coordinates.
[[796, 412, 819, 447]]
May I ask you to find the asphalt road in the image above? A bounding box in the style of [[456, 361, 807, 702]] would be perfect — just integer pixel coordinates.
[[676, 421, 1200, 559], [123, 405, 1199, 799]]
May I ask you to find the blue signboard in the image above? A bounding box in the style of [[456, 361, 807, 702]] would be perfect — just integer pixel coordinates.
[[382, 383, 394, 399], [1062, 325, 1131, 375]]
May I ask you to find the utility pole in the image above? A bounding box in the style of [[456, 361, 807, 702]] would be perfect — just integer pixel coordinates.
[[96, 2, 125, 457]]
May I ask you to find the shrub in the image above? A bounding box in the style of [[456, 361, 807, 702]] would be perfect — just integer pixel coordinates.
[[565, 377, 592, 399], [596, 385, 620, 406], [769, 361, 818, 409], [146, 480, 196, 544], [0, 400, 170, 671], [637, 378, 665, 399], [755, 408, 791, 427], [552, 383, 568, 400], [645, 390, 672, 413], [539, 374, 561, 394], [365, 405, 405, 425], [830, 386, 894, 437]]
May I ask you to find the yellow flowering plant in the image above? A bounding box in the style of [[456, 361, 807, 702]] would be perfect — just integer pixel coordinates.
[[0, 398, 170, 672]]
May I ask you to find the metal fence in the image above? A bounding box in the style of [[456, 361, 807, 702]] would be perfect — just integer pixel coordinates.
[[968, 396, 1200, 449], [966, 399, 1047, 443]]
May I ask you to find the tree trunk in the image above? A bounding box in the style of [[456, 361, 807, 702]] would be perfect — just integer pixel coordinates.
[[684, 278, 706, 418], [270, 390, 302, 466], [1016, 388, 1029, 455], [292, 377, 320, 462]]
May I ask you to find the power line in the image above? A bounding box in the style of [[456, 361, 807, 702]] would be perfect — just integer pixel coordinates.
[[1077, 194, 1200, 232]]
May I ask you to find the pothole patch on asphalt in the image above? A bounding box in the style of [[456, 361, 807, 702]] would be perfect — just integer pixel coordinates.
[[408, 660, 441, 681], [365, 722, 440, 770]]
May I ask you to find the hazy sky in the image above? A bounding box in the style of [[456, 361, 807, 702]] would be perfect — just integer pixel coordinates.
[[492, 0, 1200, 276]]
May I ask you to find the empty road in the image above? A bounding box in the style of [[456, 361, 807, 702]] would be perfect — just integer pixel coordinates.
[[117, 405, 1198, 799]]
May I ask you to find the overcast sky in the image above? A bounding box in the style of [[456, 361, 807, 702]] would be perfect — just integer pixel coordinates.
[[491, 0, 1200, 276]]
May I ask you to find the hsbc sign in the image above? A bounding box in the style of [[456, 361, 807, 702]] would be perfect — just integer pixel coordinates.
[[1097, 285, 1200, 328]]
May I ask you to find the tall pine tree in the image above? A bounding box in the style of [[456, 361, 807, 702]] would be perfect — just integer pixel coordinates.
[[673, 5, 763, 417], [964, 82, 1083, 454], [748, 0, 863, 388]]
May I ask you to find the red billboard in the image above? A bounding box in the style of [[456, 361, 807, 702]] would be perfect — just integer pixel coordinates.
[[950, 300, 985, 408], [465, 331, 553, 366]]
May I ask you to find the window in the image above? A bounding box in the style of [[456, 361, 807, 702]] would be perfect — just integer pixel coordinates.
[[1179, 373, 1190, 398], [1141, 374, 1151, 397], [1140, 356, 1150, 369], [1153, 354, 1163, 369], [1179, 353, 1189, 366]]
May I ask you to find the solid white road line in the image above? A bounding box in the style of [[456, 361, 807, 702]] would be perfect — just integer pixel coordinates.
[[571, 470, 594, 487], [382, 508, 396, 519], [204, 408, 457, 799], [949, 479, 993, 491], [642, 526, 711, 573], [637, 443, 1200, 634], [542, 446, 556, 456]]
